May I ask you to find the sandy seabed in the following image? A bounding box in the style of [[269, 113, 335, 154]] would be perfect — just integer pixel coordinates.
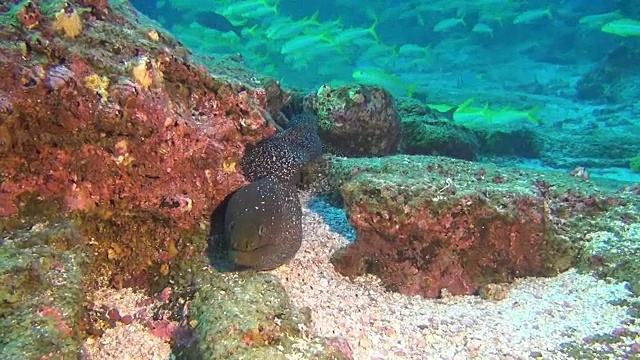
[[272, 194, 639, 360], [83, 193, 639, 360]]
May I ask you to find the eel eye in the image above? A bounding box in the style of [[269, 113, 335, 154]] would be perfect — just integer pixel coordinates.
[[258, 225, 266, 236]]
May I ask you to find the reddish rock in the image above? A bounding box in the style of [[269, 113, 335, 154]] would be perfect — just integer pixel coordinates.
[[0, 51, 270, 221], [120, 315, 133, 325], [308, 84, 400, 156], [106, 308, 121, 321], [0, 0, 278, 288], [149, 319, 178, 343], [325, 156, 626, 298], [0, 1, 352, 358]]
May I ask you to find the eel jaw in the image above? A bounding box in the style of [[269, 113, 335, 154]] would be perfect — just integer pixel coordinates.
[[229, 244, 274, 268]]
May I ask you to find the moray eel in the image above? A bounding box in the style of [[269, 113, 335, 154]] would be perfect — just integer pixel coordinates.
[[241, 112, 322, 185], [225, 176, 302, 270]]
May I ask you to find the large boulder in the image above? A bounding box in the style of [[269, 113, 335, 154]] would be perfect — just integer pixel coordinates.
[[307, 84, 400, 156], [313, 155, 639, 298], [0, 0, 274, 286]]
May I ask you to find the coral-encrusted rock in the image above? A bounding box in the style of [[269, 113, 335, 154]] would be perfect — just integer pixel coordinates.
[[400, 119, 479, 160], [1, 0, 274, 219], [0, 0, 277, 288], [322, 155, 636, 298], [308, 84, 400, 156], [182, 271, 351, 359], [1, 0, 274, 350], [396, 98, 480, 160], [579, 223, 640, 296], [0, 1, 352, 358]]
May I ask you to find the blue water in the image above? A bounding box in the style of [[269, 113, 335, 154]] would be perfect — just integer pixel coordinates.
[[130, 0, 640, 182]]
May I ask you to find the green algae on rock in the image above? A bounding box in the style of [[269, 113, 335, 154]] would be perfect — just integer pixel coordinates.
[[179, 270, 351, 360], [399, 117, 480, 161], [395, 95, 541, 159], [0, 222, 88, 358]]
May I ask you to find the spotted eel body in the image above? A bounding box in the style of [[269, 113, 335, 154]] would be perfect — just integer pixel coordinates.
[[222, 113, 321, 270], [240, 112, 322, 185], [224, 176, 302, 270]]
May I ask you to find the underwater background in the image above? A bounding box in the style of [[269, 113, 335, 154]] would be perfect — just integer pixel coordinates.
[[127, 0, 640, 181], [2, 0, 640, 358]]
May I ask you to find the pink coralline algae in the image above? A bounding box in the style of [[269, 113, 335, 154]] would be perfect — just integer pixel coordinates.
[[334, 195, 554, 297], [0, 0, 277, 289], [329, 156, 583, 298], [0, 51, 272, 228]]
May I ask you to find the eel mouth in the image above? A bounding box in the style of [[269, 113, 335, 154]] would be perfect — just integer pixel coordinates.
[[229, 245, 274, 267], [230, 238, 269, 252]]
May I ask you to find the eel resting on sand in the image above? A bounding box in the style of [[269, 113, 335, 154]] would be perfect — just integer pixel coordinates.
[[224, 175, 303, 270], [221, 113, 321, 270]]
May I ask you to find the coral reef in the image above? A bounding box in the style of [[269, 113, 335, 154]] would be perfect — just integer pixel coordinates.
[[308, 84, 400, 156], [311, 155, 638, 298], [0, 0, 273, 288]]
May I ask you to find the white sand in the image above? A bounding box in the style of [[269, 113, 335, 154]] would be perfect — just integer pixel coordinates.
[[272, 193, 640, 360]]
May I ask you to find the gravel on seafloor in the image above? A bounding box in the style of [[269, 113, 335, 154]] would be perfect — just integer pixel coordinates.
[[272, 193, 640, 360], [82, 288, 172, 359], [81, 192, 639, 360]]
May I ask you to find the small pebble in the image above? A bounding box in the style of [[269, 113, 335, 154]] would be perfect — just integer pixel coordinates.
[[466, 339, 482, 352], [460, 317, 474, 327]]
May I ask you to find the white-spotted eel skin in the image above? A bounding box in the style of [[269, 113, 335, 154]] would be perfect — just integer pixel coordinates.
[[224, 113, 321, 270]]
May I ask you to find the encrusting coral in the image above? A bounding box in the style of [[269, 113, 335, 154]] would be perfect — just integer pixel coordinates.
[[53, 3, 83, 39]]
